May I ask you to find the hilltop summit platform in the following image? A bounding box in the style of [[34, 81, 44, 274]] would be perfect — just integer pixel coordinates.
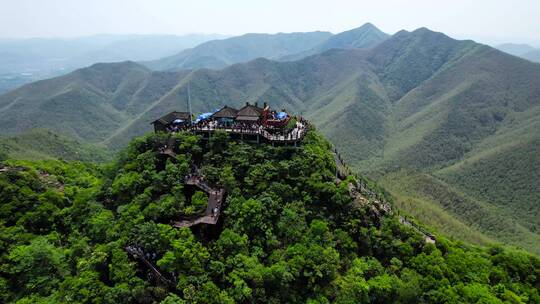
[[152, 102, 308, 145]]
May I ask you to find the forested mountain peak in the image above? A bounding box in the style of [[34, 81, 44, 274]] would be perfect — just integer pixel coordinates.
[[79, 60, 150, 74], [279, 22, 389, 61], [1, 26, 540, 256], [1, 129, 538, 303], [318, 22, 389, 49]]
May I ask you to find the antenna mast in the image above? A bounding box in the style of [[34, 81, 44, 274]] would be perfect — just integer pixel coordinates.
[[187, 82, 193, 125]]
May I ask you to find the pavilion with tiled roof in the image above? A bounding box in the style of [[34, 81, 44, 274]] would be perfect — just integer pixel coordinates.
[[151, 111, 191, 132], [235, 102, 263, 123], [212, 105, 238, 119]]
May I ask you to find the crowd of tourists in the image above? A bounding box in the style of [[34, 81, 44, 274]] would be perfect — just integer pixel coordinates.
[[166, 115, 308, 141]]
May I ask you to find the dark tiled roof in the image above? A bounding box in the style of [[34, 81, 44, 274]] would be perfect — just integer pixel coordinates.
[[212, 106, 238, 119], [152, 111, 191, 125], [236, 115, 260, 121], [236, 104, 263, 118]]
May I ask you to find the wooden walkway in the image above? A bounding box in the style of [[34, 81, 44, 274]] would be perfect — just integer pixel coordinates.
[[399, 216, 436, 244], [157, 137, 177, 158], [171, 175, 225, 228], [160, 148, 176, 158], [333, 149, 351, 180], [125, 245, 175, 286]]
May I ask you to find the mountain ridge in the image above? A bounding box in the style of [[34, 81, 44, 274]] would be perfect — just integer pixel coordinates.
[[145, 31, 333, 71], [0, 33, 224, 93], [280, 23, 389, 61]]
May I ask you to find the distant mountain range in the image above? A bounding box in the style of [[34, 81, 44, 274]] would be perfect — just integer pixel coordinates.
[[145, 23, 389, 70], [496, 43, 540, 62], [0, 33, 225, 93], [144, 31, 333, 71], [0, 24, 539, 253]]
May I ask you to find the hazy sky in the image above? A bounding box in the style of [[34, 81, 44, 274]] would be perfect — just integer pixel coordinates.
[[1, 0, 539, 46]]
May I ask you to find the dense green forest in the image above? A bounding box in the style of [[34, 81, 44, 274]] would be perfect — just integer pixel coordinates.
[[2, 26, 540, 253], [1, 129, 538, 303]]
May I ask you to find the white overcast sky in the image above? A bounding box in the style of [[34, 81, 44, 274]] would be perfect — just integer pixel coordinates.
[[1, 0, 539, 46]]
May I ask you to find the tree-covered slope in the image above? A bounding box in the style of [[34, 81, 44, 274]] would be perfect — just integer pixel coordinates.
[[382, 45, 540, 169], [436, 133, 540, 235], [370, 43, 540, 249], [378, 170, 540, 254], [1, 130, 538, 303], [0, 61, 189, 142], [0, 129, 112, 162]]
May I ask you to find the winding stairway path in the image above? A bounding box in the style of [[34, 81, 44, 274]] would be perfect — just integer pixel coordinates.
[[399, 216, 436, 244], [331, 148, 435, 244], [171, 175, 225, 229], [156, 139, 226, 229]]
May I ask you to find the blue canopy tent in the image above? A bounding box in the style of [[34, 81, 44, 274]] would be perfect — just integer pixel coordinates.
[[276, 112, 288, 120], [197, 112, 214, 121]]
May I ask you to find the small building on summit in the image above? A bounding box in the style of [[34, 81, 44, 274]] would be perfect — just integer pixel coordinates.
[[152, 111, 191, 132], [212, 106, 238, 119], [235, 102, 263, 123], [212, 105, 239, 127]]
